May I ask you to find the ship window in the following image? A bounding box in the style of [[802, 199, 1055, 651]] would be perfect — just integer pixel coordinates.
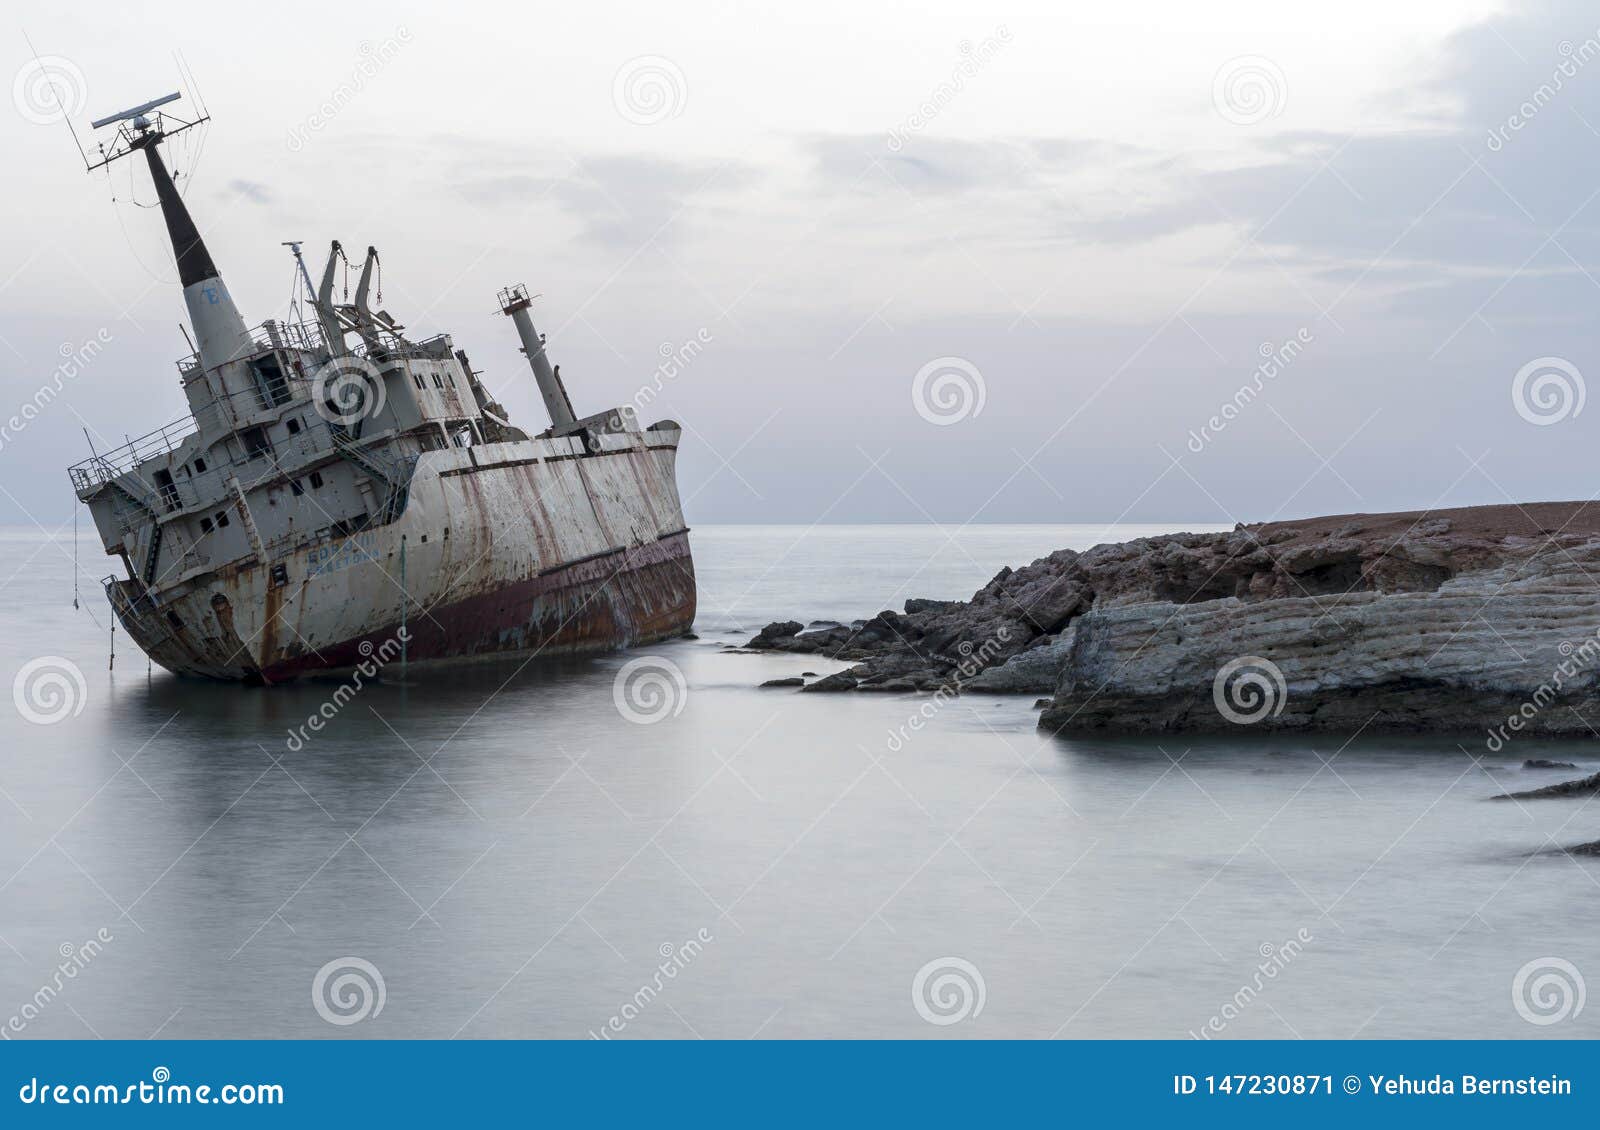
[[309, 471, 324, 489], [200, 516, 213, 534], [286, 417, 302, 436], [432, 373, 443, 389], [248, 354, 291, 408], [270, 563, 288, 587], [413, 373, 425, 390], [447, 371, 457, 387], [241, 426, 273, 460], [154, 469, 180, 512], [214, 511, 230, 528], [193, 457, 207, 473], [166, 611, 184, 630], [330, 515, 369, 539], [290, 478, 304, 496]]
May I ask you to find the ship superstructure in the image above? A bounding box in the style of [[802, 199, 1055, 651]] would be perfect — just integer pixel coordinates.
[[68, 94, 695, 681]]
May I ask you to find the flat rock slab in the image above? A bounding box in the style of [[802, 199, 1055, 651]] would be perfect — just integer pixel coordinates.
[[1492, 770, 1600, 800]]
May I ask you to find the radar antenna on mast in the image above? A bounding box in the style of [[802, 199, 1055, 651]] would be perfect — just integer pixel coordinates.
[[83, 86, 247, 372], [85, 90, 208, 172], [90, 91, 180, 130]]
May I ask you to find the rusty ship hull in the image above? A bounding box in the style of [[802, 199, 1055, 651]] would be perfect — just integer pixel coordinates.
[[102, 427, 695, 683]]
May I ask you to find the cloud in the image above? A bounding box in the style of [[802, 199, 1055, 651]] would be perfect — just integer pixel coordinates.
[[227, 179, 273, 205], [453, 152, 756, 249]]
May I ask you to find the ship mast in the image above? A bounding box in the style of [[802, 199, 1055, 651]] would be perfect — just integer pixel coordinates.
[[88, 93, 251, 371]]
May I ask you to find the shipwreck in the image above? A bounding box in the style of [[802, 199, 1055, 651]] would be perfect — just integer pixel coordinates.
[[67, 93, 696, 681]]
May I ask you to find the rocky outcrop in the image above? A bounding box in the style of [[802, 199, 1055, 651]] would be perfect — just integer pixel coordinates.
[[1492, 770, 1600, 800], [962, 631, 1078, 693], [746, 501, 1600, 735]]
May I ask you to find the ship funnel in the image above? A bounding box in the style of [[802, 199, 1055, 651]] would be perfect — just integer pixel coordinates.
[[498, 284, 577, 431]]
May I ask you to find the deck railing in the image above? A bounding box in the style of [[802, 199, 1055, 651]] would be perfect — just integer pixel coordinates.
[[67, 417, 198, 494]]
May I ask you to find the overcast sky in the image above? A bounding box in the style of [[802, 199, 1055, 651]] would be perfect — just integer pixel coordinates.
[[4, 0, 1597, 528]]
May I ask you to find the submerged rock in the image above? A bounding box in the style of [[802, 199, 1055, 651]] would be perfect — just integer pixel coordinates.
[[759, 677, 804, 688], [1491, 770, 1600, 801], [802, 671, 859, 693], [1524, 759, 1580, 770], [748, 621, 804, 647]]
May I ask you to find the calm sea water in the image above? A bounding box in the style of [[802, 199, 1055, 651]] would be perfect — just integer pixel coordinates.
[[0, 523, 1596, 1040]]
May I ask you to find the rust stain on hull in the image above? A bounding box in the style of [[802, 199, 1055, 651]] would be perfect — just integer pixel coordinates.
[[261, 531, 695, 680], [103, 433, 697, 683]]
